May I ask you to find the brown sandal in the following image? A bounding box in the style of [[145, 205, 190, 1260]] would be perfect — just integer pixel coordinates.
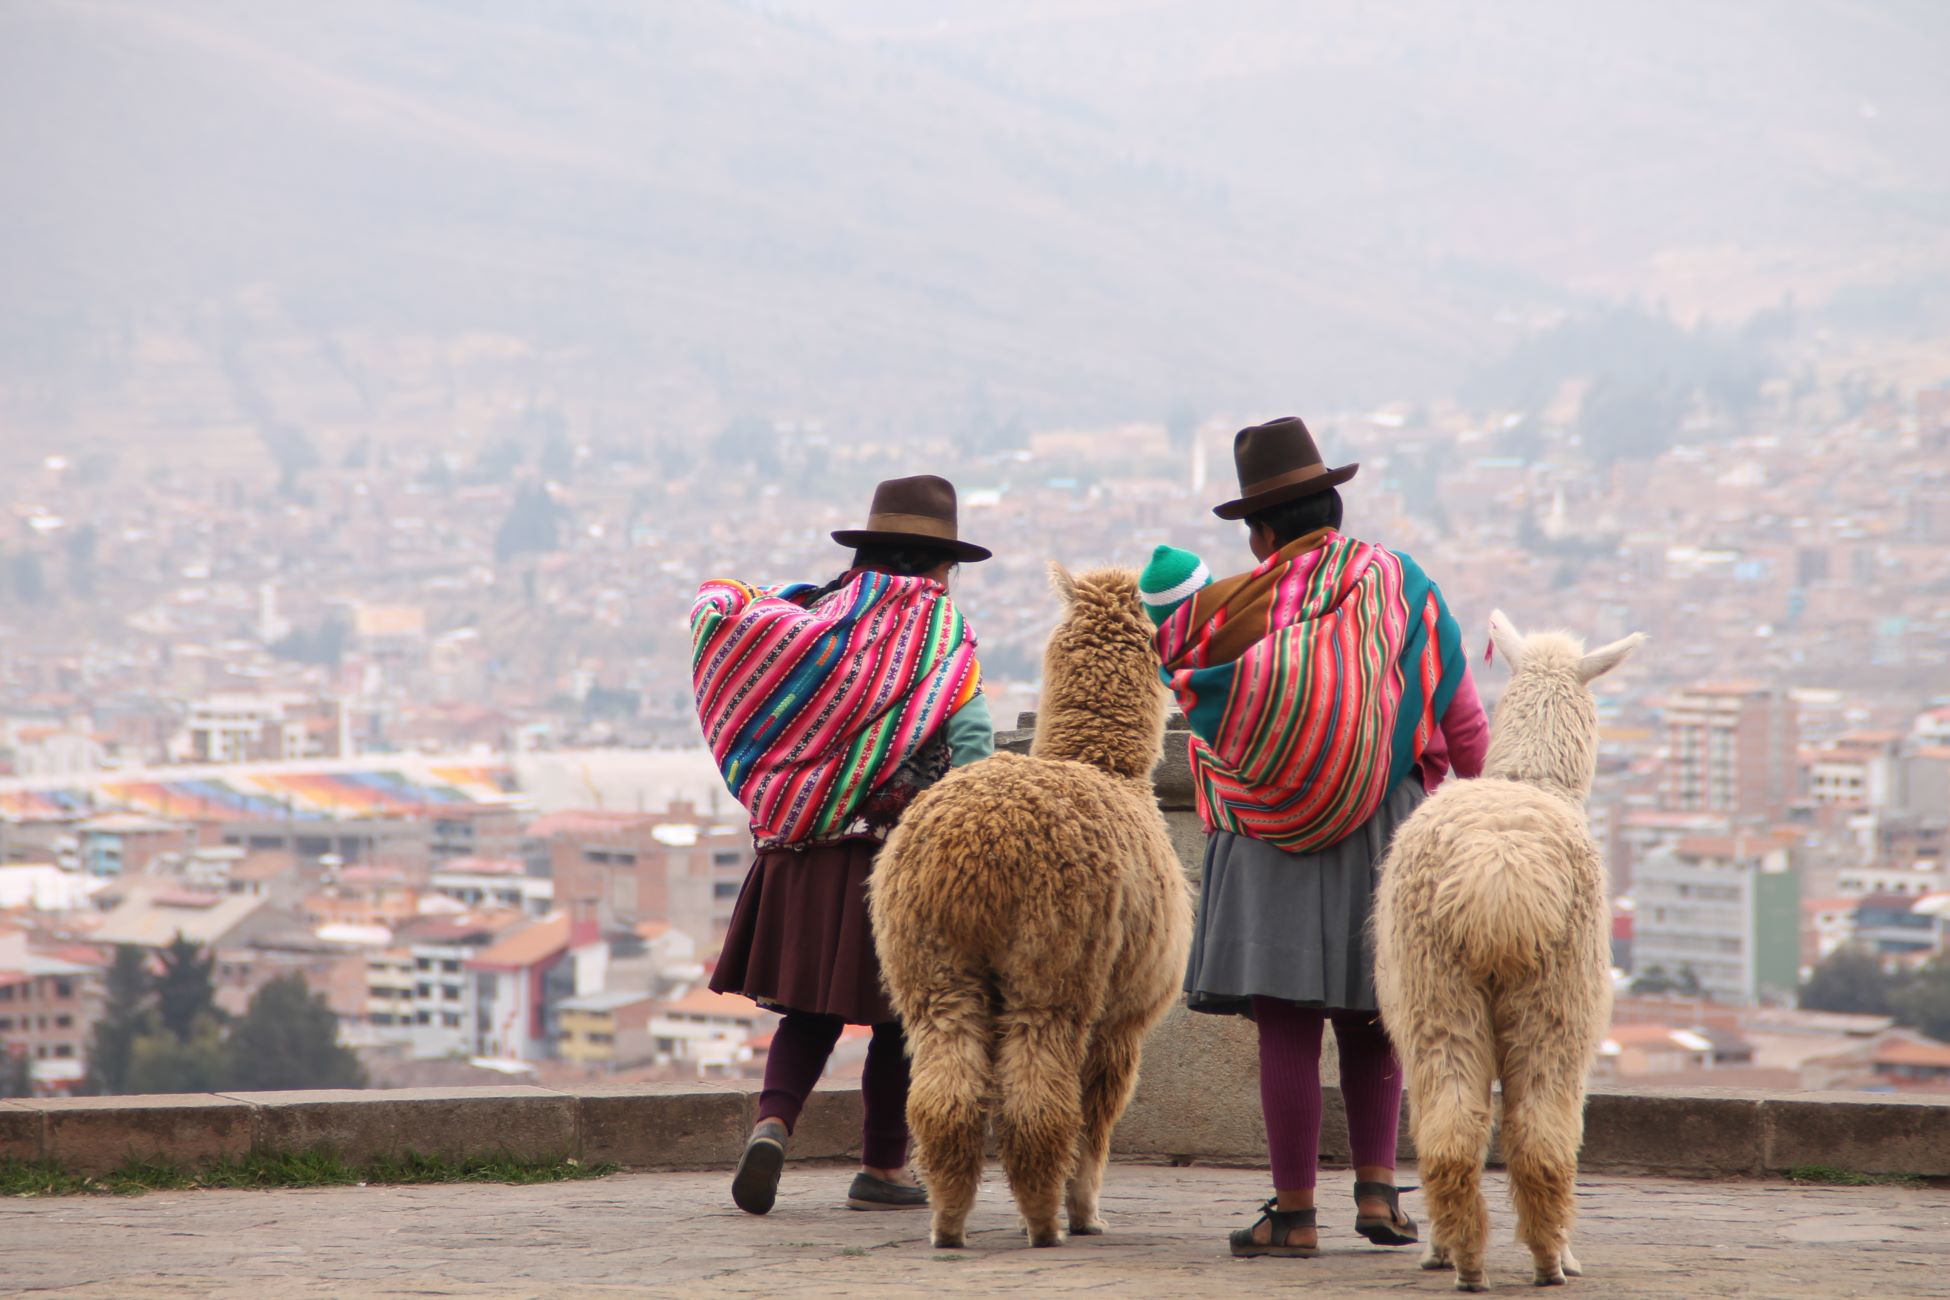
[[1229, 1198, 1320, 1258], [1353, 1180, 1420, 1246]]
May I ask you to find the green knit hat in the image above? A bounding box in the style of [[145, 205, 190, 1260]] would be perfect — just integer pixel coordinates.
[[1139, 544, 1211, 625]]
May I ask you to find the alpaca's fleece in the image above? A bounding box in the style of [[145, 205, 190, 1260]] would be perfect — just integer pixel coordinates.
[[1375, 610, 1642, 1292], [872, 565, 1192, 1250]]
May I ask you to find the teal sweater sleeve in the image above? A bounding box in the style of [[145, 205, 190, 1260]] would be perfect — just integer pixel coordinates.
[[945, 692, 995, 767]]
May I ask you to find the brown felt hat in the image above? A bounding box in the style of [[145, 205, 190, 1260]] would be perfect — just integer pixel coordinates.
[[1213, 416, 1359, 520], [831, 474, 992, 563]]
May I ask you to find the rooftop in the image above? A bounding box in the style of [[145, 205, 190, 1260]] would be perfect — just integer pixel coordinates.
[[4, 1164, 1946, 1298], [466, 913, 574, 971]]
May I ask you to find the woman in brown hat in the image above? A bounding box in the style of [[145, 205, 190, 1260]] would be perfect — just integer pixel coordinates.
[[1145, 418, 1489, 1258], [691, 474, 993, 1215]]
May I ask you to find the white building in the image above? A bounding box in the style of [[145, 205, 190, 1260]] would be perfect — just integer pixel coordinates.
[[428, 859, 553, 918], [1631, 836, 1801, 1006]]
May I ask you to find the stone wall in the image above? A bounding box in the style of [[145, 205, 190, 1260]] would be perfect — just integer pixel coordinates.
[[7, 1082, 1947, 1178]]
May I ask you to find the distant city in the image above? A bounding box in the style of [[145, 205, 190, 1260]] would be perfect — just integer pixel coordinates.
[[2, 375, 1948, 1099]]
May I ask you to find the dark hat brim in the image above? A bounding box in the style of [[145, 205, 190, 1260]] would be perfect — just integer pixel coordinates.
[[1213, 462, 1358, 520], [830, 529, 992, 563]]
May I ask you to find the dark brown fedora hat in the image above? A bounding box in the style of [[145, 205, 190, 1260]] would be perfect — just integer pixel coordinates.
[[1213, 416, 1358, 520], [832, 474, 992, 563]]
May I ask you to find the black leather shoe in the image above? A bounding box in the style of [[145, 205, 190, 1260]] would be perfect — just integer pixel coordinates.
[[731, 1123, 787, 1215], [846, 1171, 928, 1210]]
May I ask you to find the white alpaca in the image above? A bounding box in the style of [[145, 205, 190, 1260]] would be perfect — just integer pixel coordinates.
[[1374, 610, 1643, 1292]]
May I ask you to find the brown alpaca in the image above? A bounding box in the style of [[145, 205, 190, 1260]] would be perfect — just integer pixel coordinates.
[[872, 565, 1193, 1250], [1374, 611, 1643, 1292]]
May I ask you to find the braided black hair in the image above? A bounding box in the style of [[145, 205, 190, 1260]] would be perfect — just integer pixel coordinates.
[[802, 543, 959, 604], [1246, 488, 1344, 547]]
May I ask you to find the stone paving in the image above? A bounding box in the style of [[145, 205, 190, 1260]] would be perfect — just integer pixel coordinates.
[[4, 1162, 1949, 1298]]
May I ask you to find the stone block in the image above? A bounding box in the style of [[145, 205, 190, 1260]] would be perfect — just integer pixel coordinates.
[[572, 1083, 753, 1169], [223, 1086, 577, 1164], [1114, 1002, 1266, 1162], [1579, 1087, 1765, 1175], [1163, 811, 1209, 887], [787, 1082, 865, 1161], [1153, 734, 1196, 811], [1761, 1092, 1950, 1177], [27, 1094, 252, 1174], [0, 1100, 42, 1161]]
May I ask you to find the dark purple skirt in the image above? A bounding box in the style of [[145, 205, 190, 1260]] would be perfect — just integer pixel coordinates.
[[708, 838, 895, 1026]]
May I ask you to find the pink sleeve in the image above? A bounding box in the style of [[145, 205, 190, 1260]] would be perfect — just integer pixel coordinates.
[[1438, 668, 1490, 782]]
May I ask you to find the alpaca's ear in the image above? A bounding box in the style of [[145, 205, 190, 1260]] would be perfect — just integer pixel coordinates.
[[1578, 632, 1646, 684], [1048, 562, 1078, 605], [1487, 609, 1525, 671]]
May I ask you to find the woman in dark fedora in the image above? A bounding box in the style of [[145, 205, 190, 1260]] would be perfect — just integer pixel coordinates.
[[1140, 418, 1488, 1258], [693, 474, 993, 1215]]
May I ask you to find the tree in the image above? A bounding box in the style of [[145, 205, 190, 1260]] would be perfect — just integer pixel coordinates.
[[272, 615, 348, 668], [124, 1017, 227, 1094], [711, 415, 778, 475], [494, 482, 565, 563], [1890, 957, 1950, 1043], [1799, 947, 1897, 1017], [224, 976, 366, 1091], [9, 551, 46, 605], [1629, 963, 1680, 996], [65, 523, 98, 598], [85, 945, 155, 1095], [1, 1049, 32, 1099], [539, 426, 576, 481], [154, 937, 221, 1042], [1165, 402, 1198, 451]]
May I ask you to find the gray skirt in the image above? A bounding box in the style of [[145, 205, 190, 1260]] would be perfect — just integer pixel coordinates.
[[1184, 778, 1427, 1017]]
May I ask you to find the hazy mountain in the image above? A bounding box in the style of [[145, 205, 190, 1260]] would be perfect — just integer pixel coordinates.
[[2, 0, 1946, 460]]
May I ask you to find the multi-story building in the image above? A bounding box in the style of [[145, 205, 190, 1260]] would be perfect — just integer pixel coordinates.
[[555, 991, 659, 1069], [1660, 683, 1800, 820], [77, 813, 194, 878], [428, 858, 553, 918], [467, 914, 606, 1063], [1632, 835, 1802, 1006], [0, 927, 100, 1094], [396, 913, 521, 1059], [364, 947, 416, 1042], [1805, 733, 1904, 811], [429, 804, 526, 865], [544, 809, 748, 950], [179, 694, 349, 765]]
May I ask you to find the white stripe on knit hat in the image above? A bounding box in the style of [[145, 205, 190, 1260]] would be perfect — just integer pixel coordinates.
[[1140, 562, 1211, 607]]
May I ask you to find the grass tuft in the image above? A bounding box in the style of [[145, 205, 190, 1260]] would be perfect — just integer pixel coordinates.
[[1786, 1164, 1924, 1188], [1, 1150, 615, 1199]]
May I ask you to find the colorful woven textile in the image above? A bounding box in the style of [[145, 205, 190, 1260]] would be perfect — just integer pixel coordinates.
[[1154, 531, 1465, 853], [691, 572, 980, 845]]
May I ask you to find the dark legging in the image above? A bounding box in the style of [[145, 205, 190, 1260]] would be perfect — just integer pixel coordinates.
[[756, 1012, 910, 1170], [1253, 996, 1403, 1190]]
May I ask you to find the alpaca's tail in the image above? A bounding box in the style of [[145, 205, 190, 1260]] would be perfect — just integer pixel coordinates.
[[1433, 847, 1580, 983]]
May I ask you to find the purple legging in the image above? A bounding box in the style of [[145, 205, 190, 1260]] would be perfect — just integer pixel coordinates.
[[756, 1013, 910, 1170], [1253, 996, 1404, 1190]]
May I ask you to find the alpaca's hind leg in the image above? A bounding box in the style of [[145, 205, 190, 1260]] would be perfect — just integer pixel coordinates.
[[1499, 1043, 1588, 1286], [1066, 1016, 1143, 1236], [1401, 1001, 1497, 1291], [902, 980, 995, 1250], [994, 1003, 1089, 1248]]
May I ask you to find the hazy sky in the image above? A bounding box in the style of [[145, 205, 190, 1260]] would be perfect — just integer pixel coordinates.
[[3, 0, 1947, 447]]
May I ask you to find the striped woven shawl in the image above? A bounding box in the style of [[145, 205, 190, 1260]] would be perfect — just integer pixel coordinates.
[[1154, 531, 1465, 854], [691, 571, 980, 845]]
